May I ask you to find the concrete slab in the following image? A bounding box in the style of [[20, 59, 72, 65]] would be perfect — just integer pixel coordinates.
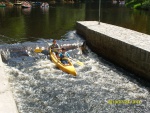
[[0, 54, 18, 113]]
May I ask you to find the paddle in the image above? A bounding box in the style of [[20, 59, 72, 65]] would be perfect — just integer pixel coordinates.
[[34, 48, 84, 66], [70, 58, 84, 66], [69, 58, 84, 66], [76, 60, 84, 66], [34, 48, 60, 53], [34, 48, 43, 53], [34, 39, 84, 66]]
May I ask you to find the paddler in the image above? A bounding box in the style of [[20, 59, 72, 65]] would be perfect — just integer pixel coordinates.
[[59, 48, 71, 65], [49, 39, 60, 56]]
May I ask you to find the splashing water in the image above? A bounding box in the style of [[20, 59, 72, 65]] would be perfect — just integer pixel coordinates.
[[1, 31, 150, 113]]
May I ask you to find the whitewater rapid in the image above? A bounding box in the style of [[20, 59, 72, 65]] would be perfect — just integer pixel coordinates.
[[0, 31, 150, 113]]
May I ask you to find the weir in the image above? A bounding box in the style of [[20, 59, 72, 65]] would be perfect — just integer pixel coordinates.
[[0, 54, 18, 113], [76, 21, 150, 81], [0, 32, 149, 112]]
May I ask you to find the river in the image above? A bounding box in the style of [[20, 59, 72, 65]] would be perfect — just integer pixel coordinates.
[[0, 2, 150, 113]]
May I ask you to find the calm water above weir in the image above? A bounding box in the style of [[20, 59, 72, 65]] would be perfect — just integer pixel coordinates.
[[0, 2, 150, 113], [0, 2, 150, 43]]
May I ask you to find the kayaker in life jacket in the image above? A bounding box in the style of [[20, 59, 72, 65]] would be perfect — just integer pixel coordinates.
[[59, 48, 71, 65], [49, 39, 60, 55]]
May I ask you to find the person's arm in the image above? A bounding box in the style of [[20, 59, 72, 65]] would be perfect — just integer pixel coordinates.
[[49, 44, 53, 49], [59, 53, 62, 58], [66, 52, 71, 59], [56, 44, 60, 49]]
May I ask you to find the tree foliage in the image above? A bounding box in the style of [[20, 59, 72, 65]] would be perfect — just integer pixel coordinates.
[[126, 0, 150, 10]]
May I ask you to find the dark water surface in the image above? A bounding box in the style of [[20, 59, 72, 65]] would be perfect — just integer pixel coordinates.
[[0, 2, 150, 44]]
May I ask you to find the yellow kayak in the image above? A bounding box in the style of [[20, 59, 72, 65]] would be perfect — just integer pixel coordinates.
[[49, 50, 77, 76]]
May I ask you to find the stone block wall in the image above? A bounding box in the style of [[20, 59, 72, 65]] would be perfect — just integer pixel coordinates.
[[76, 21, 150, 81]]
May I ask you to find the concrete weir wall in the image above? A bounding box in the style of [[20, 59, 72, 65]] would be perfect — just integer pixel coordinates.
[[76, 21, 150, 81], [0, 55, 18, 113]]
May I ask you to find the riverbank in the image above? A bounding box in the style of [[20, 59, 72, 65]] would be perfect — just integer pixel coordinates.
[[0, 55, 18, 113], [76, 21, 150, 81]]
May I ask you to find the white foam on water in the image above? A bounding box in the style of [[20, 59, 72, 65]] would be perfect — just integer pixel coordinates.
[[1, 31, 150, 113]]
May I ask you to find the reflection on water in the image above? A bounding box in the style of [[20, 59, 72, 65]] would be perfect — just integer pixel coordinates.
[[0, 2, 150, 44], [40, 7, 49, 13], [22, 8, 32, 15], [1, 31, 150, 113], [0, 4, 86, 43]]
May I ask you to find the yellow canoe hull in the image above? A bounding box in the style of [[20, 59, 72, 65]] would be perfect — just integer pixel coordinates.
[[50, 50, 77, 76]]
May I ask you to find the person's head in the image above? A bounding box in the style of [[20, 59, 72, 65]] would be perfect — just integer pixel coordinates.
[[53, 39, 56, 44], [62, 48, 66, 52]]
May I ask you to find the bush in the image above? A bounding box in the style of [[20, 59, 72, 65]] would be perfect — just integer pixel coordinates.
[[125, 1, 139, 7], [133, 3, 141, 9], [141, 0, 150, 10]]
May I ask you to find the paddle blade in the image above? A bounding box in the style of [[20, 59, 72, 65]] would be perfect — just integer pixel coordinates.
[[34, 49, 43, 53], [76, 61, 84, 66]]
